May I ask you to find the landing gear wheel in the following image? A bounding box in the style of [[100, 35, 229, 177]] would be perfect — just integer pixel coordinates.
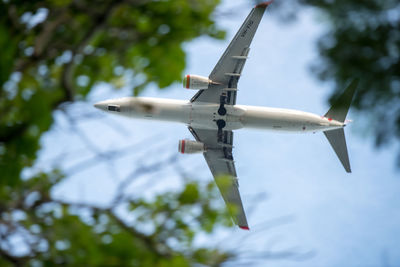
[[216, 119, 226, 129]]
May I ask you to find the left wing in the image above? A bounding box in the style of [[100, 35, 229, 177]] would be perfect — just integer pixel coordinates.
[[189, 127, 249, 229], [191, 1, 272, 105]]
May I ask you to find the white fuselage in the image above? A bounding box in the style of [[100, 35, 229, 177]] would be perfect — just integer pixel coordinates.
[[94, 97, 344, 132]]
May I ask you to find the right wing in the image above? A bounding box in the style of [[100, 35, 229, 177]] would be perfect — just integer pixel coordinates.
[[191, 1, 272, 105], [189, 127, 249, 229]]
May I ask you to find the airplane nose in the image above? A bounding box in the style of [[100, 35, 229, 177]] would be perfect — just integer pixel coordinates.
[[93, 101, 107, 111]]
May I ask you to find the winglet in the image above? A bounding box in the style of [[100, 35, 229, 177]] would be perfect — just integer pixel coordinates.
[[255, 0, 273, 8], [239, 225, 250, 230]]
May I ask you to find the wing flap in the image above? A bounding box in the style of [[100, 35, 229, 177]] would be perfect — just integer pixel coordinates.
[[191, 3, 271, 105], [209, 7, 267, 84], [203, 152, 249, 229], [189, 127, 249, 229]]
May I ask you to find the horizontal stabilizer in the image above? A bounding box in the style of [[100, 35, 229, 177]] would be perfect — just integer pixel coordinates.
[[324, 79, 358, 122], [324, 128, 351, 173]]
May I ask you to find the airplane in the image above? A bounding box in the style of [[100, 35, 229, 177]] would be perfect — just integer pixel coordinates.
[[94, 1, 357, 230]]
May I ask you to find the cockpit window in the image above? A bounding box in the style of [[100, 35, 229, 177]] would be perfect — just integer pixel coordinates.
[[108, 105, 120, 112]]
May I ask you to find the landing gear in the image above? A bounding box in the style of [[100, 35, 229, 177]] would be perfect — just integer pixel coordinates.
[[218, 94, 227, 116], [216, 119, 226, 142], [218, 106, 226, 116], [216, 119, 226, 129], [216, 93, 228, 142]]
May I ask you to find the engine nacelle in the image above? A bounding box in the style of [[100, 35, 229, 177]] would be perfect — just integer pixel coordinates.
[[183, 74, 212, 90], [178, 140, 205, 154]]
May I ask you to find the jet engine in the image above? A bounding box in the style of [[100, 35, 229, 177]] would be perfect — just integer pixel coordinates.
[[178, 140, 205, 154], [183, 74, 212, 90]]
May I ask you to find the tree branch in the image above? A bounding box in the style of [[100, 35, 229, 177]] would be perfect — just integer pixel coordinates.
[[59, 0, 124, 103], [50, 199, 173, 258]]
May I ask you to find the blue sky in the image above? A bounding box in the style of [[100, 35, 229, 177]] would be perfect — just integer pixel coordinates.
[[35, 1, 400, 266]]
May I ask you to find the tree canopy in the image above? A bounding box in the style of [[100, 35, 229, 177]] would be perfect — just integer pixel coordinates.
[[0, 0, 236, 265], [273, 0, 400, 162], [3, 0, 398, 264], [0, 0, 225, 186]]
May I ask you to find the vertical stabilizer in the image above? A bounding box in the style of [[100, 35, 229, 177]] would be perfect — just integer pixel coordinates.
[[324, 129, 351, 173], [324, 79, 358, 122]]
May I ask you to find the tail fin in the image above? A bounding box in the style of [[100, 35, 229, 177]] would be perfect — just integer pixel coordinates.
[[324, 129, 351, 172], [324, 79, 358, 122], [323, 79, 358, 173]]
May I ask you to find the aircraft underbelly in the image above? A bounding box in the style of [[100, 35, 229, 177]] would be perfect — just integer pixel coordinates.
[[237, 105, 331, 132], [99, 97, 341, 133], [188, 103, 245, 130], [126, 98, 191, 124]]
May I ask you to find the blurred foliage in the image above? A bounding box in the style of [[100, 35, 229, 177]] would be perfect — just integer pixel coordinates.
[[0, 0, 236, 265], [0, 173, 233, 266], [0, 0, 225, 186], [271, 0, 400, 163]]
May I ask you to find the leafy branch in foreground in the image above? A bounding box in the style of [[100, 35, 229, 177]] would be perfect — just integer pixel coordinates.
[[0, 1, 229, 263], [0, 0, 225, 186], [0, 168, 232, 266]]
